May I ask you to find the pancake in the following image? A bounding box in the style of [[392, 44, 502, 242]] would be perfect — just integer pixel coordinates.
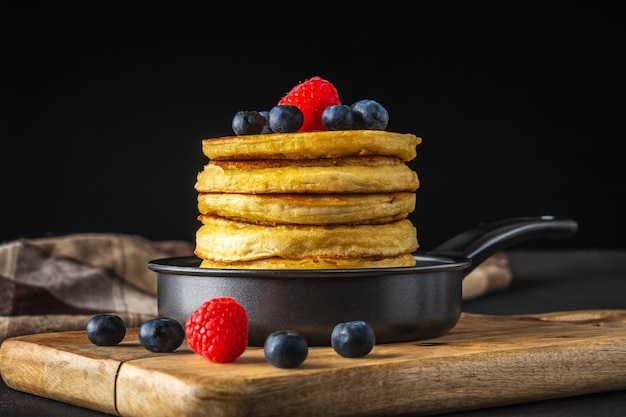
[[195, 215, 419, 262], [197, 192, 416, 225], [198, 254, 417, 269], [195, 156, 419, 194], [202, 130, 422, 161]]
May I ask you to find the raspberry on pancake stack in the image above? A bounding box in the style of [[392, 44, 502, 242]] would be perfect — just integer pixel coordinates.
[[194, 77, 422, 269]]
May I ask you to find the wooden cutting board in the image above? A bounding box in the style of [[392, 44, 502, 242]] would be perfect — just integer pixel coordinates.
[[2, 310, 626, 417]]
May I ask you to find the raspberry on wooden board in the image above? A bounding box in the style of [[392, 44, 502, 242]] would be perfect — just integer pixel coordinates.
[[185, 297, 249, 363]]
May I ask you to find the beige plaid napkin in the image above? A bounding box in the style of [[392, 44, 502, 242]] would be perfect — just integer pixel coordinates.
[[0, 234, 194, 343]]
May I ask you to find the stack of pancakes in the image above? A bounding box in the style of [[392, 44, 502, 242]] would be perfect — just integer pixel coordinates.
[[194, 130, 422, 269]]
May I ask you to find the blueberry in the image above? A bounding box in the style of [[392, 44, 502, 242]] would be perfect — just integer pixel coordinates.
[[259, 111, 273, 134], [264, 330, 308, 368], [86, 314, 126, 346], [322, 104, 353, 130], [268, 105, 303, 133], [351, 99, 389, 130], [139, 317, 185, 353], [331, 320, 375, 358], [232, 110, 265, 135]]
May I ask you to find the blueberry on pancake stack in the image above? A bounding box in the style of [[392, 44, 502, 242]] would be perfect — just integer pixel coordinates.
[[194, 77, 422, 269]]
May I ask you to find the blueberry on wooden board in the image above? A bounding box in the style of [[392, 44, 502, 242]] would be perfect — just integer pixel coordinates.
[[264, 330, 308, 368], [331, 320, 375, 358], [86, 314, 126, 346], [139, 317, 185, 353]]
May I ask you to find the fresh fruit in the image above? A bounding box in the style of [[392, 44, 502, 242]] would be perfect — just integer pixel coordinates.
[[185, 297, 248, 363], [86, 314, 126, 346], [230, 78, 391, 135], [331, 320, 375, 358], [268, 105, 304, 133], [264, 330, 309, 368], [351, 99, 389, 130], [232, 110, 265, 135], [139, 317, 185, 353], [322, 104, 353, 130], [278, 76, 341, 132]]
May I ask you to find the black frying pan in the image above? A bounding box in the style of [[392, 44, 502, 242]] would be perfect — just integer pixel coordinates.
[[149, 216, 577, 346]]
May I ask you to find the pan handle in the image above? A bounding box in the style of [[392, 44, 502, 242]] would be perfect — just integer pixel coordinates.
[[429, 216, 578, 276]]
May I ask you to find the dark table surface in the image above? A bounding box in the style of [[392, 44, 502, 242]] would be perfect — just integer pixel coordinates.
[[2, 249, 626, 417]]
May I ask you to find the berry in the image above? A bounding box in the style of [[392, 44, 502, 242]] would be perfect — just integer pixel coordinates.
[[86, 314, 126, 346], [351, 99, 389, 130], [232, 110, 265, 135], [278, 76, 341, 132], [264, 330, 308, 368], [259, 111, 273, 134], [139, 317, 185, 353], [331, 320, 375, 358], [185, 297, 248, 363], [322, 104, 353, 130], [268, 105, 303, 133]]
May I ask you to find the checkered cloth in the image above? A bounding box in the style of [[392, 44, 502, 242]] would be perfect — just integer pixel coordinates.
[[0, 234, 511, 344], [0, 234, 194, 343]]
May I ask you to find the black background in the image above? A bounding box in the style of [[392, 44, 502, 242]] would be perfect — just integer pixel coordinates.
[[2, 4, 624, 250]]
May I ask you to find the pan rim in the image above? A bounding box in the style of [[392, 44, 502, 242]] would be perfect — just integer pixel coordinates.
[[148, 255, 471, 278]]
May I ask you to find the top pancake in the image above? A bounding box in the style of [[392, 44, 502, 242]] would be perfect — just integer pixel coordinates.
[[202, 130, 422, 162]]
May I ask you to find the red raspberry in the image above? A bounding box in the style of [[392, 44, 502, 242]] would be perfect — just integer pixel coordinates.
[[185, 297, 248, 363], [278, 76, 341, 132]]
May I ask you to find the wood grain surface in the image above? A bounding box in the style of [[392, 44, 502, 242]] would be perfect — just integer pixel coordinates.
[[2, 310, 626, 417]]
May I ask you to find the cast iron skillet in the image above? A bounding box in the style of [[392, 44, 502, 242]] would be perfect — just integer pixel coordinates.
[[149, 216, 577, 346]]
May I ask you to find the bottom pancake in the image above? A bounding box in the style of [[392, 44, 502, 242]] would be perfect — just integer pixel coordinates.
[[195, 215, 418, 263], [198, 254, 417, 269]]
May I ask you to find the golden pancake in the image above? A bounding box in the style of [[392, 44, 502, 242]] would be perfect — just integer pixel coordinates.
[[195, 156, 419, 193], [198, 254, 417, 269], [194, 215, 418, 262], [197, 192, 416, 225], [202, 130, 422, 162]]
